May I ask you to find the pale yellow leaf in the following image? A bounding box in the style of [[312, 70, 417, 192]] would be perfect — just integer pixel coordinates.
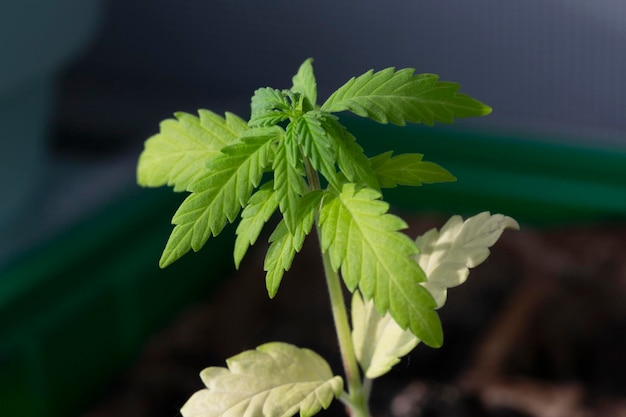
[[415, 212, 519, 307], [181, 342, 343, 417]]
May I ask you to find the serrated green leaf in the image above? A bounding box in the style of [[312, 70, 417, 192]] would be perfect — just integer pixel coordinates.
[[250, 88, 292, 127], [415, 212, 519, 307], [273, 137, 308, 233], [180, 342, 343, 417], [291, 58, 317, 110], [290, 112, 341, 190], [264, 191, 322, 297], [321, 116, 378, 190], [319, 184, 442, 347], [282, 125, 302, 167], [263, 222, 298, 299], [370, 151, 456, 188], [321, 68, 491, 126], [137, 110, 248, 191], [234, 182, 279, 269], [160, 127, 280, 267], [351, 291, 419, 379]]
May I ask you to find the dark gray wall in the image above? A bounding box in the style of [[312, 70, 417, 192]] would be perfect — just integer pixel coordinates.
[[76, 0, 626, 147]]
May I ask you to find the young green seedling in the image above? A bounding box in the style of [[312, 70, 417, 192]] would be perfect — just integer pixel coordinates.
[[137, 59, 518, 417]]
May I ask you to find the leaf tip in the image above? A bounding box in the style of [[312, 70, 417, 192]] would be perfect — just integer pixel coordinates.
[[265, 269, 282, 299], [428, 335, 444, 349], [159, 247, 180, 269], [503, 215, 520, 231]]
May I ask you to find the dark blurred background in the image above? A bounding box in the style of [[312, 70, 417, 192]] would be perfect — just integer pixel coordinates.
[[1, 1, 625, 417], [2, 0, 626, 264]]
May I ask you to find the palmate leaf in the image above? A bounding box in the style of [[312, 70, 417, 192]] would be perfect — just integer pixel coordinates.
[[180, 342, 343, 417], [370, 151, 456, 188], [264, 191, 322, 297], [160, 127, 281, 268], [351, 291, 419, 379], [415, 212, 520, 307], [234, 182, 279, 269], [137, 111, 248, 191], [321, 68, 491, 126], [319, 184, 442, 347], [291, 58, 317, 109]]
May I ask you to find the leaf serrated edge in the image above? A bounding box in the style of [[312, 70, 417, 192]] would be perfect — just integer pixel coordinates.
[[319, 184, 443, 347], [159, 130, 279, 268], [181, 342, 343, 417]]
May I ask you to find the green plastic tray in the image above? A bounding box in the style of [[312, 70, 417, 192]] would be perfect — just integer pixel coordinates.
[[345, 119, 626, 224], [0, 188, 233, 417], [1, 121, 625, 416]]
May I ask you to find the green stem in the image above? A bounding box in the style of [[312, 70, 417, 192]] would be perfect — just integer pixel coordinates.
[[318, 245, 370, 417], [362, 377, 373, 404], [304, 156, 370, 417]]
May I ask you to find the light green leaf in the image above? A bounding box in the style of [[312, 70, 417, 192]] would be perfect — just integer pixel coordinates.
[[321, 116, 378, 190], [370, 151, 456, 188], [180, 342, 343, 417], [264, 191, 322, 297], [137, 111, 248, 191], [234, 182, 279, 269], [160, 127, 280, 267], [273, 138, 308, 233], [321, 68, 491, 126], [415, 212, 520, 307], [264, 222, 297, 299], [250, 87, 292, 127], [351, 291, 419, 379], [282, 124, 302, 167], [292, 58, 317, 110], [319, 184, 442, 347], [290, 112, 341, 190]]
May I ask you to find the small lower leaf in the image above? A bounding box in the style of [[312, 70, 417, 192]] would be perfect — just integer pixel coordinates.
[[180, 342, 343, 417], [415, 212, 519, 307], [351, 291, 419, 379]]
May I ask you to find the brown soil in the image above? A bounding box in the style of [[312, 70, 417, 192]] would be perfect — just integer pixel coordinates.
[[83, 214, 626, 417]]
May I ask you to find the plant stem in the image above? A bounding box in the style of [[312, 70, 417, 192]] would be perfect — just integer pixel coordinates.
[[303, 156, 370, 417], [318, 245, 370, 417], [362, 377, 373, 404]]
